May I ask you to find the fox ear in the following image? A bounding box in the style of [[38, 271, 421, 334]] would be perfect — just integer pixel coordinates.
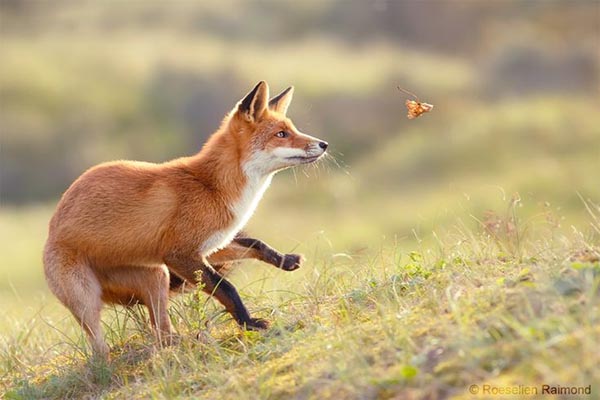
[[238, 81, 269, 123], [268, 86, 294, 115]]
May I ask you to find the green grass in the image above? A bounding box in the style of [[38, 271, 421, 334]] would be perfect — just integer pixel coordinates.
[[1, 198, 598, 399]]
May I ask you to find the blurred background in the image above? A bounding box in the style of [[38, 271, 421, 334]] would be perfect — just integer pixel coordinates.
[[0, 1, 599, 308]]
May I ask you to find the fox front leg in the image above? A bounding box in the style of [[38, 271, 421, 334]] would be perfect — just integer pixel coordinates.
[[207, 236, 303, 271], [164, 253, 269, 330], [232, 237, 303, 271]]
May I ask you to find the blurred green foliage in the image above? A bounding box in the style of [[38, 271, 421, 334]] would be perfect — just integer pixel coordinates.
[[0, 1, 598, 291], [1, 1, 597, 202]]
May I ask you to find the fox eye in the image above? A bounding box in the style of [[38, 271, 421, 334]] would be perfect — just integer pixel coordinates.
[[275, 131, 289, 138]]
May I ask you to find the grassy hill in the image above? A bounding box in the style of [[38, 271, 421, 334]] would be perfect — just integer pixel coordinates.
[[1, 201, 598, 398]]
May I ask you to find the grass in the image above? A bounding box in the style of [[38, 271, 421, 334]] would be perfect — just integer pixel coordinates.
[[1, 198, 598, 399]]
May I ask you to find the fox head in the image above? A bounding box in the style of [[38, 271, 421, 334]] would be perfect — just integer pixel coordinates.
[[227, 81, 328, 177]]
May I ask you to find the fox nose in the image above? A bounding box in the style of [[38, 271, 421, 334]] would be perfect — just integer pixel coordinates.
[[318, 141, 328, 150]]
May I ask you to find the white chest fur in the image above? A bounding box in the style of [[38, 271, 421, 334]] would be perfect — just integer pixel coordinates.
[[230, 172, 273, 235], [200, 153, 274, 255]]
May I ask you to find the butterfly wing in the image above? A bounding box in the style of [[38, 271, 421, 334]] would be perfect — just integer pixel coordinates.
[[405, 100, 433, 119], [420, 102, 434, 113]]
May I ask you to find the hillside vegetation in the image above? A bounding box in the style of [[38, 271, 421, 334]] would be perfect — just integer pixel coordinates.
[[1, 198, 599, 398], [1, 2, 599, 399]]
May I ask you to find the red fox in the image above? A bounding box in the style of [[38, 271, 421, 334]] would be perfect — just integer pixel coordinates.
[[43, 81, 328, 358]]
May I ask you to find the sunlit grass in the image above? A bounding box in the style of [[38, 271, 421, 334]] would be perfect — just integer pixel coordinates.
[[1, 200, 598, 398]]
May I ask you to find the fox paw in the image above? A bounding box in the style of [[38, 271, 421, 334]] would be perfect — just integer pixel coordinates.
[[244, 317, 270, 331], [281, 253, 303, 271]]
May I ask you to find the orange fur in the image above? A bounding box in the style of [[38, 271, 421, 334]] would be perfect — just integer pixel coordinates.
[[43, 81, 327, 357]]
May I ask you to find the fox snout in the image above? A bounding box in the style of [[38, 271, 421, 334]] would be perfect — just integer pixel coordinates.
[[304, 139, 328, 161], [275, 134, 328, 166], [303, 136, 328, 158], [309, 139, 328, 154]]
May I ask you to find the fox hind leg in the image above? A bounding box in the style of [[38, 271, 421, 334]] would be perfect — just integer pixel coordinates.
[[96, 265, 174, 347], [43, 247, 109, 358]]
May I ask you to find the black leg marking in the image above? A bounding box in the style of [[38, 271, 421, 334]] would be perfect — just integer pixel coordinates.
[[233, 237, 302, 271], [201, 267, 269, 330], [164, 254, 269, 330]]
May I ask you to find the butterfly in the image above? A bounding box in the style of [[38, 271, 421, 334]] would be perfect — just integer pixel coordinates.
[[397, 87, 434, 119]]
